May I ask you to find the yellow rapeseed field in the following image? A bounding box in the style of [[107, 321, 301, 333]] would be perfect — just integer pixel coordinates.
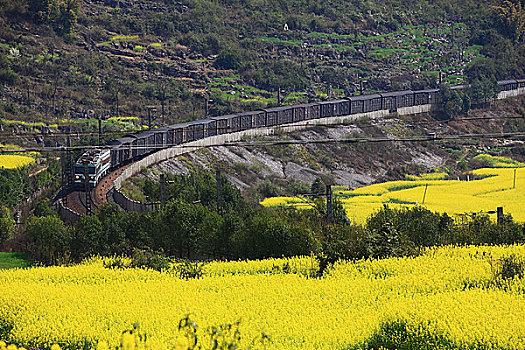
[[262, 155, 525, 224], [0, 155, 35, 169], [0, 144, 39, 169], [0, 246, 525, 349]]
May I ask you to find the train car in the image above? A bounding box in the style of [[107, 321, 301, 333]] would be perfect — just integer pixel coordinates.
[[263, 106, 294, 126], [203, 118, 218, 137], [211, 114, 242, 135], [319, 99, 350, 118], [252, 111, 267, 128], [293, 104, 309, 122], [153, 127, 169, 148], [414, 89, 440, 106], [176, 121, 200, 143], [74, 149, 111, 190], [498, 79, 518, 91], [139, 131, 156, 156], [349, 94, 381, 114], [239, 112, 253, 130], [306, 103, 321, 120], [155, 126, 174, 147], [124, 134, 142, 159], [168, 124, 184, 145], [517, 78, 525, 94], [105, 136, 134, 168], [380, 90, 414, 111]]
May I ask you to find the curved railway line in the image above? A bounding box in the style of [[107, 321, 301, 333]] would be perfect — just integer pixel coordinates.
[[58, 80, 525, 219]]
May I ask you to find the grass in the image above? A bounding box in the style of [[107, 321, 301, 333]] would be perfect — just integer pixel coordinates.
[[0, 253, 34, 269]]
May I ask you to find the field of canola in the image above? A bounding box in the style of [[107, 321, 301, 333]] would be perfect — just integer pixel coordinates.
[[262, 157, 525, 224], [1, 246, 525, 349], [0, 144, 37, 169]]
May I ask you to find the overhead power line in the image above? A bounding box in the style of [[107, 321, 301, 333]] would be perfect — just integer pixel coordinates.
[[0, 114, 523, 140], [1, 131, 524, 153]]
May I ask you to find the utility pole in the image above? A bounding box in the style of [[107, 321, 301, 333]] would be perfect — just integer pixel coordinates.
[[84, 162, 92, 215], [98, 118, 102, 145], [160, 174, 166, 208], [326, 184, 333, 222], [147, 107, 156, 129], [61, 148, 68, 207], [216, 169, 223, 216], [497, 207, 504, 225], [422, 184, 428, 204], [513, 168, 517, 189]]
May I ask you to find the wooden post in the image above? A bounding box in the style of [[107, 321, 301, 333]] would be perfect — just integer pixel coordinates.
[[497, 207, 504, 225], [422, 183, 428, 204], [513, 168, 517, 189]]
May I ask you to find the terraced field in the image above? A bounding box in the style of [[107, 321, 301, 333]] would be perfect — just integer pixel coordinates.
[[262, 155, 525, 223]]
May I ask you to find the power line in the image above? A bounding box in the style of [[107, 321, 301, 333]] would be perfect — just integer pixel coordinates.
[[1, 131, 524, 153], [0, 114, 523, 140]]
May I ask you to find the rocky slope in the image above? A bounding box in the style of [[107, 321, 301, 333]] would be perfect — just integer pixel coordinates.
[[122, 97, 525, 200]]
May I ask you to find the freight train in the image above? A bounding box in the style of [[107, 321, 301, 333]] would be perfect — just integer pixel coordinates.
[[74, 79, 525, 189]]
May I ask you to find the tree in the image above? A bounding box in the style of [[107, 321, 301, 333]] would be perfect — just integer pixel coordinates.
[[0, 54, 18, 87], [25, 215, 71, 264], [441, 86, 467, 119], [0, 206, 15, 246], [72, 214, 103, 260], [215, 50, 244, 70], [96, 204, 128, 255], [492, 0, 525, 42]]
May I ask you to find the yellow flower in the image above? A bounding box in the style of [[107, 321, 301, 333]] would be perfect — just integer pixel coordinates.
[[96, 341, 109, 350]]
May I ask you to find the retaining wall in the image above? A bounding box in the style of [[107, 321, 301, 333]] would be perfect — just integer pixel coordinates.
[[111, 88, 524, 212], [113, 188, 159, 213], [58, 200, 81, 223], [113, 109, 395, 192]]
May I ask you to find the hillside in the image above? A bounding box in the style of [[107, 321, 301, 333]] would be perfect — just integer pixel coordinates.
[[0, 0, 524, 131]]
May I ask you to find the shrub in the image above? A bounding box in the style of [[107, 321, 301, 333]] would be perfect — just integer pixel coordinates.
[[492, 254, 524, 282], [174, 259, 206, 279], [130, 248, 171, 271], [25, 215, 71, 265]]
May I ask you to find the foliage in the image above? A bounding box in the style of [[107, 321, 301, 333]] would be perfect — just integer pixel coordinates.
[[130, 248, 171, 272], [0, 253, 33, 269], [28, 0, 78, 35], [0, 158, 59, 210], [174, 259, 205, 279], [24, 215, 71, 265], [0, 55, 18, 86], [0, 206, 15, 246], [492, 254, 524, 282], [441, 86, 470, 118], [491, 0, 525, 42]]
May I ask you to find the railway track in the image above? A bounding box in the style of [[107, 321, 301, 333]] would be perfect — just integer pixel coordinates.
[[63, 163, 131, 215]]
